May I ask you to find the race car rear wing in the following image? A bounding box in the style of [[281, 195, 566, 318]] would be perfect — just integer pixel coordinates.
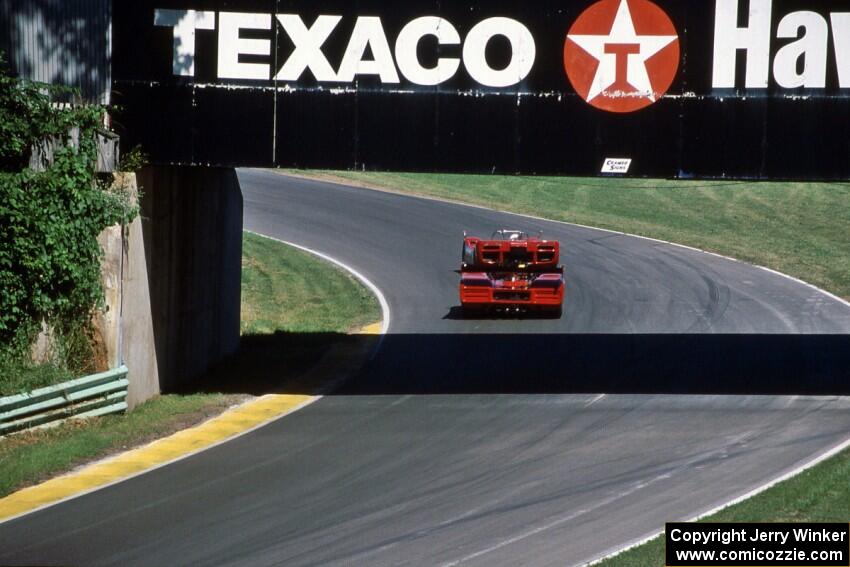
[[461, 235, 562, 273], [461, 265, 565, 274]]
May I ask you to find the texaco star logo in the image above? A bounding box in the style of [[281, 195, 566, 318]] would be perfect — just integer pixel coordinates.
[[564, 0, 680, 113]]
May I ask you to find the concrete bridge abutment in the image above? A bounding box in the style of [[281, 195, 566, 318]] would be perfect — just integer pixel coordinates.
[[108, 166, 243, 406]]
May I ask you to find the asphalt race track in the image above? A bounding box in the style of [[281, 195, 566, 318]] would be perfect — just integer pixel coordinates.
[[3, 170, 850, 566]]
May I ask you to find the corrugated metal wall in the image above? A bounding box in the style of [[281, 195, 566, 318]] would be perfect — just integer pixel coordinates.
[[0, 0, 111, 103]]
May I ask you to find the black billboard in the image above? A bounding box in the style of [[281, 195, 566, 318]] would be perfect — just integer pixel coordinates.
[[113, 0, 850, 178]]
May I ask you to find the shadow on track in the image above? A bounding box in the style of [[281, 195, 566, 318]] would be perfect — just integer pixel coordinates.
[[188, 332, 850, 397], [442, 306, 561, 320], [345, 334, 850, 396], [181, 332, 358, 396]]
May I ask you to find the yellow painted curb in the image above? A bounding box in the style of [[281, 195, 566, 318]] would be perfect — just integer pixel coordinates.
[[0, 393, 316, 523], [0, 324, 385, 523], [357, 321, 383, 335]]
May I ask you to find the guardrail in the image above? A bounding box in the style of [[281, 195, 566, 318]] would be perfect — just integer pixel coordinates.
[[0, 366, 129, 435]]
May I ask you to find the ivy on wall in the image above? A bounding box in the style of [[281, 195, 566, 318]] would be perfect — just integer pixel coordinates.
[[0, 60, 137, 361]]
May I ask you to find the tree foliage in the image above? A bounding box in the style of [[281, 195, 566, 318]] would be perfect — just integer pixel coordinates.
[[0, 61, 136, 359]]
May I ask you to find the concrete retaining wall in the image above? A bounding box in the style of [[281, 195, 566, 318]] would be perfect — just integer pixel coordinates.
[[94, 173, 159, 408], [93, 168, 242, 407], [119, 174, 160, 407], [137, 166, 242, 393]]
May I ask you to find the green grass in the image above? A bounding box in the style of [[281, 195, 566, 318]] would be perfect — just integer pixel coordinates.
[[597, 447, 850, 565], [0, 233, 381, 497], [0, 394, 238, 497], [0, 361, 74, 397], [289, 171, 850, 301], [1, 324, 102, 396], [283, 170, 850, 562], [241, 231, 379, 334]]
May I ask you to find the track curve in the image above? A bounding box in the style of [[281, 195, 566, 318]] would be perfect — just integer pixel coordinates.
[[2, 170, 850, 567], [243, 172, 850, 336]]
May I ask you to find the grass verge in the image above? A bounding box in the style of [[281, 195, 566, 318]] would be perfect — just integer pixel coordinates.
[[196, 231, 381, 395], [0, 231, 380, 497], [1, 324, 104, 396], [283, 170, 850, 562], [241, 231, 378, 334], [0, 394, 238, 498], [0, 362, 74, 398], [596, 446, 850, 565], [286, 170, 850, 301]]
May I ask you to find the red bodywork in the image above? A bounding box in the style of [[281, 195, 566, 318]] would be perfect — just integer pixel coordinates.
[[459, 231, 565, 316]]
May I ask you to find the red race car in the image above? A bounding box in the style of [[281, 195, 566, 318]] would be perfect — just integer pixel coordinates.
[[459, 230, 565, 317]]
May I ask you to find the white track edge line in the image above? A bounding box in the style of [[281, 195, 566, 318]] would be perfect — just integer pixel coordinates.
[[273, 170, 850, 311], [269, 170, 850, 564], [1, 231, 390, 526], [581, 435, 850, 566], [245, 231, 392, 339]]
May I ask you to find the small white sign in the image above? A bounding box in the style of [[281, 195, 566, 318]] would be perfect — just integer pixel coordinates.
[[601, 158, 632, 174]]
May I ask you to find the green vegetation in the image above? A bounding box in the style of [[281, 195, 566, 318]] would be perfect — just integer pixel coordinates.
[[0, 361, 73, 398], [241, 231, 379, 334], [290, 171, 850, 301], [597, 447, 850, 565], [0, 58, 137, 386], [282, 171, 850, 562], [0, 394, 239, 498], [0, 232, 381, 497], [199, 231, 381, 395]]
